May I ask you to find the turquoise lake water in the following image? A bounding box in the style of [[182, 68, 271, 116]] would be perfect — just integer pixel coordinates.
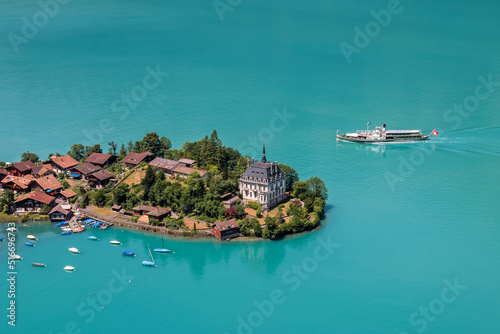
[[1, 0, 500, 333]]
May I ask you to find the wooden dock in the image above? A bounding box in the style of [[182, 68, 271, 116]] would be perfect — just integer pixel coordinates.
[[68, 217, 85, 233]]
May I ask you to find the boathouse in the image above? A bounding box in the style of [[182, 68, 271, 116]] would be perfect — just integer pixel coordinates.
[[49, 202, 73, 222], [212, 219, 240, 240]]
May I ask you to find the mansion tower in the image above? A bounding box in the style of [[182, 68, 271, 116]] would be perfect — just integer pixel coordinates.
[[239, 144, 287, 212]]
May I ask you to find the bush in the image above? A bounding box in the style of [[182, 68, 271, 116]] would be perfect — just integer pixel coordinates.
[[246, 201, 261, 210], [131, 216, 138, 223], [256, 209, 262, 218]]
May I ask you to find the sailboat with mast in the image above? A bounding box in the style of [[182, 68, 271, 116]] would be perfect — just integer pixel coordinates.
[[154, 234, 171, 253], [142, 243, 157, 267], [110, 228, 121, 245], [27, 224, 37, 240]]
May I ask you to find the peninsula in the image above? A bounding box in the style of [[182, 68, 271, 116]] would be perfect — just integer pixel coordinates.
[[0, 131, 328, 240]]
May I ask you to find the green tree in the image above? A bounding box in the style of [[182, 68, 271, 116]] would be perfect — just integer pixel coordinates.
[[253, 220, 262, 237], [21, 151, 39, 163], [118, 144, 127, 160], [68, 144, 85, 161], [93, 189, 106, 207], [278, 163, 299, 192], [83, 144, 102, 160], [307, 177, 328, 201], [39, 204, 51, 215], [134, 132, 171, 157], [141, 166, 156, 200], [292, 181, 314, 201], [113, 183, 129, 205], [108, 141, 118, 156]]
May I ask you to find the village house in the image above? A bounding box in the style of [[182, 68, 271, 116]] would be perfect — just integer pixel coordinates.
[[6, 161, 36, 177], [148, 157, 179, 175], [221, 192, 239, 209], [48, 155, 79, 173], [172, 165, 207, 180], [178, 158, 196, 168], [12, 190, 55, 214], [59, 189, 77, 201], [1, 175, 35, 193], [212, 218, 240, 240], [0, 168, 8, 182], [49, 202, 73, 222], [32, 174, 63, 196], [239, 145, 287, 212], [88, 169, 116, 188], [121, 152, 154, 169], [31, 165, 53, 178], [69, 163, 101, 179], [132, 204, 171, 221], [84, 152, 116, 167]]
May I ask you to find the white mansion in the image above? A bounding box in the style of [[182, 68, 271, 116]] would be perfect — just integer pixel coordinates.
[[239, 145, 287, 212]]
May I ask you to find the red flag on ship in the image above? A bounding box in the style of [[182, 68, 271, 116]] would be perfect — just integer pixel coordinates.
[[431, 129, 439, 136]]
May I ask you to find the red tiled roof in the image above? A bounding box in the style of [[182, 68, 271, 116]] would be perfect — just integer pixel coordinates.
[[50, 155, 79, 170], [1, 175, 34, 189], [172, 165, 207, 177], [35, 175, 62, 191], [149, 157, 179, 170], [121, 152, 153, 165], [60, 189, 77, 199], [14, 191, 55, 205], [85, 152, 113, 165], [0, 168, 8, 176], [31, 166, 52, 176]]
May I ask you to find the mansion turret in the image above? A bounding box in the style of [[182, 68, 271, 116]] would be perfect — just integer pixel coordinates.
[[239, 144, 287, 212]]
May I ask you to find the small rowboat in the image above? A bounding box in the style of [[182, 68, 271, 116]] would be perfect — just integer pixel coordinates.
[[122, 250, 136, 256], [25, 241, 35, 247], [0, 237, 3, 241], [32, 263, 46, 267], [10, 254, 22, 260], [68, 247, 80, 254], [63, 266, 75, 271], [88, 236, 98, 240], [27, 234, 37, 240], [61, 231, 72, 235]]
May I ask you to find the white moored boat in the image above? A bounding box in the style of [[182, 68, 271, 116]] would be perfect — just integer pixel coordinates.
[[68, 247, 80, 254], [63, 266, 75, 271], [337, 123, 436, 143]]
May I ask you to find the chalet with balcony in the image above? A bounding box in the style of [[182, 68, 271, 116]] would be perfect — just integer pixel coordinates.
[[60, 189, 77, 201], [31, 165, 53, 178], [0, 168, 8, 182], [1, 175, 35, 193], [212, 219, 240, 240], [88, 169, 116, 188], [121, 152, 154, 169], [6, 161, 36, 177], [69, 163, 101, 179], [12, 190, 55, 214], [49, 155, 79, 173], [84, 152, 116, 167], [132, 204, 171, 221], [32, 174, 63, 196]]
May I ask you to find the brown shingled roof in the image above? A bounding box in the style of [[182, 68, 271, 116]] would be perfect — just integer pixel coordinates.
[[35, 175, 62, 192], [89, 169, 115, 181], [72, 163, 101, 175], [7, 161, 36, 173], [49, 202, 70, 215], [50, 155, 79, 170], [85, 152, 113, 165], [178, 158, 196, 165], [121, 152, 154, 166], [60, 189, 77, 199], [14, 191, 55, 205]]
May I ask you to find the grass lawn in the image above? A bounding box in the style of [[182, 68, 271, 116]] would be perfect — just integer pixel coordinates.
[[123, 171, 145, 186], [91, 207, 116, 217]]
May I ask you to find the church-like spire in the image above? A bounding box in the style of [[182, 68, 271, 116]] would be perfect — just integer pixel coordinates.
[[262, 140, 267, 163]]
